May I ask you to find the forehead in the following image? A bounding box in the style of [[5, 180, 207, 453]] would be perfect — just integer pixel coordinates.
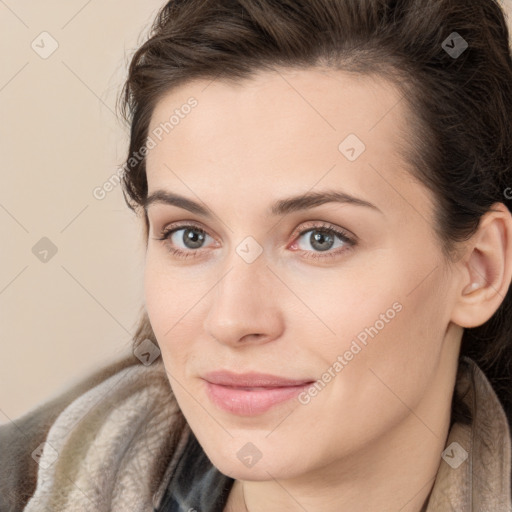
[[145, 67, 427, 219], [148, 66, 407, 144]]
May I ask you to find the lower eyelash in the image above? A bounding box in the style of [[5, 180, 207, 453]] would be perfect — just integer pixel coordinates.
[[164, 245, 201, 259], [297, 227, 355, 260]]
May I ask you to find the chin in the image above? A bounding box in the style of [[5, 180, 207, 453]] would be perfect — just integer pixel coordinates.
[[198, 435, 308, 481]]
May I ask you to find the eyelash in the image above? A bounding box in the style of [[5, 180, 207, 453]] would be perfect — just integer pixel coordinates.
[[153, 221, 357, 261]]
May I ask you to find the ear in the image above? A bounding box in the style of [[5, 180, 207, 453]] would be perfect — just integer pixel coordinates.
[[450, 202, 512, 328]]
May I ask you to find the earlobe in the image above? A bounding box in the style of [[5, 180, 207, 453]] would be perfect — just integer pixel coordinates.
[[451, 203, 512, 328]]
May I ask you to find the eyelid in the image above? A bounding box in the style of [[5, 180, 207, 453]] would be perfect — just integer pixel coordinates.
[[289, 220, 357, 244], [157, 220, 218, 244], [155, 219, 356, 240]]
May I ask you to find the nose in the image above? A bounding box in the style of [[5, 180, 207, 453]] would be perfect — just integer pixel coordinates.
[[202, 252, 284, 348]]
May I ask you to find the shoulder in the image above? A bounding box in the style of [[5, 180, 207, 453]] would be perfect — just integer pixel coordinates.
[[0, 353, 141, 512]]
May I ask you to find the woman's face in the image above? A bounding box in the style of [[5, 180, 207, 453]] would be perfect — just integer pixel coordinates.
[[143, 67, 463, 481]]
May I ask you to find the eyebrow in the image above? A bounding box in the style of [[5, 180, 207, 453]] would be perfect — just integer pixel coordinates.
[[143, 189, 383, 217]]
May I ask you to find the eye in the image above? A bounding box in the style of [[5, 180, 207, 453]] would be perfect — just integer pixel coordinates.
[[153, 221, 357, 261], [154, 223, 216, 260], [289, 222, 356, 261]]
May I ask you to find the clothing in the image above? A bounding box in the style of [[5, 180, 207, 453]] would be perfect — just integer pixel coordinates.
[[0, 355, 510, 511], [156, 431, 234, 512]]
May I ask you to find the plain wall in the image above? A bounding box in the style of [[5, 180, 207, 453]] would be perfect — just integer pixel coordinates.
[[0, 1, 164, 424], [1, 1, 512, 425]]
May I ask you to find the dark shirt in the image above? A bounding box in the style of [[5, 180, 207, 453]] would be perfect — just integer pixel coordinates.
[[156, 431, 234, 512]]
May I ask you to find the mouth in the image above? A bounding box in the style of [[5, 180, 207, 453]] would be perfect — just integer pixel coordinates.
[[201, 371, 315, 416]]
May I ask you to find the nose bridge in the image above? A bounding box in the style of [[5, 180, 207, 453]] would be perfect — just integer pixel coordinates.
[[215, 231, 270, 304], [203, 245, 282, 345]]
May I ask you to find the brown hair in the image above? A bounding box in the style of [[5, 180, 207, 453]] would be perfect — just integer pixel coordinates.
[[118, 0, 512, 427]]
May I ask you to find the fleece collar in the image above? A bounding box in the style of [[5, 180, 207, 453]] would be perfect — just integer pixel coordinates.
[[424, 356, 511, 511]]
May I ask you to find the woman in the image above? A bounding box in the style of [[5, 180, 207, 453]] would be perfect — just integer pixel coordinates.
[[2, 0, 512, 510]]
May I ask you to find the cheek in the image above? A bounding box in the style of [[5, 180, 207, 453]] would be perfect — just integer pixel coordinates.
[[283, 276, 450, 467], [310, 251, 450, 401], [143, 258, 182, 357], [324, 267, 450, 419], [143, 259, 168, 338], [144, 253, 193, 335], [143, 257, 208, 376]]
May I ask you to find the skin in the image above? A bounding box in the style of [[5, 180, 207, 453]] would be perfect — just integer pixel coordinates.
[[143, 67, 512, 512]]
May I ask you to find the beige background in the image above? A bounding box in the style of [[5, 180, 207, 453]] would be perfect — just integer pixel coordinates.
[[0, 1, 164, 425], [1, 1, 511, 425]]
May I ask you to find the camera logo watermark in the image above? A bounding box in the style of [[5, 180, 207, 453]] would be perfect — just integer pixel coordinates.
[[237, 442, 263, 468], [32, 237, 58, 263], [236, 236, 263, 264], [31, 32, 59, 59], [441, 441, 468, 469], [442, 32, 468, 59], [133, 338, 161, 366], [339, 133, 366, 162], [32, 441, 59, 469]]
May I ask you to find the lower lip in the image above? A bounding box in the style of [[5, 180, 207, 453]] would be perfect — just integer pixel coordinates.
[[204, 381, 312, 416]]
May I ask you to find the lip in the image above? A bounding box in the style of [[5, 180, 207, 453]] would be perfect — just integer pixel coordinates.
[[202, 371, 315, 416]]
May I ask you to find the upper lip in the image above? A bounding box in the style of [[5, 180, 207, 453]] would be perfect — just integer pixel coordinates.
[[202, 371, 315, 388]]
